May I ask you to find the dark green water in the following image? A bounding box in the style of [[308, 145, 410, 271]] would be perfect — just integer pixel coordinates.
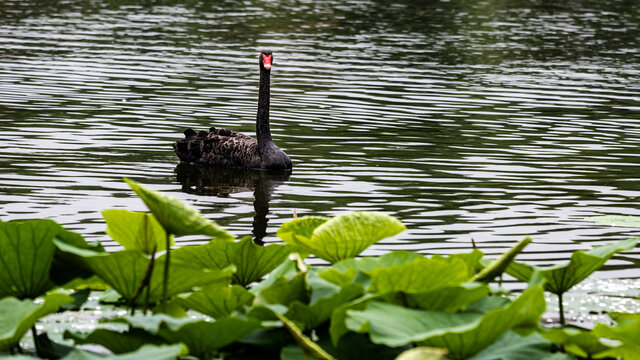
[[1, 0, 639, 274]]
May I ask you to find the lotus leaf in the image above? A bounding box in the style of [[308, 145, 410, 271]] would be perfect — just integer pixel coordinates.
[[115, 314, 260, 359], [102, 209, 173, 254], [592, 313, 640, 359], [0, 219, 61, 299], [469, 331, 566, 360], [60, 344, 186, 360], [172, 235, 291, 286], [0, 293, 73, 351], [54, 241, 234, 304], [64, 328, 165, 354], [368, 256, 471, 294], [404, 283, 490, 312], [320, 251, 425, 288], [540, 327, 612, 358], [346, 286, 545, 359], [123, 178, 233, 240], [507, 238, 638, 295], [589, 215, 640, 228], [328, 292, 386, 346], [254, 272, 308, 307], [287, 270, 365, 330], [277, 216, 329, 252], [173, 281, 254, 318], [278, 212, 405, 263]]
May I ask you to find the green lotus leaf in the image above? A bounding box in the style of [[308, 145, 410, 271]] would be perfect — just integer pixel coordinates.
[[277, 216, 329, 251], [114, 314, 260, 359], [54, 241, 234, 304], [102, 209, 173, 254], [0, 219, 98, 297], [592, 313, 640, 359], [506, 238, 639, 294], [123, 178, 233, 240], [0, 219, 62, 299], [346, 286, 545, 359], [0, 293, 74, 351], [60, 344, 186, 360], [328, 293, 385, 347], [469, 331, 567, 360], [254, 272, 308, 307], [404, 283, 491, 312], [286, 270, 365, 330], [540, 327, 612, 358], [368, 256, 472, 294], [588, 215, 640, 228], [278, 212, 406, 263], [249, 257, 301, 295], [173, 281, 254, 318], [172, 235, 291, 286], [320, 251, 423, 288], [473, 237, 532, 282], [64, 328, 165, 354]]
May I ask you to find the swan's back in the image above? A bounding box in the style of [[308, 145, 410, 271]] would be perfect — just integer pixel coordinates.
[[173, 128, 262, 169]]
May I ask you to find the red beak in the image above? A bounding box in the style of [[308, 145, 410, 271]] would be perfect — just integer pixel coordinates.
[[262, 54, 272, 70]]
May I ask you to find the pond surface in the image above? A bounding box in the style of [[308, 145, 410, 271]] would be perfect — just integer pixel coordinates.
[[1, 0, 639, 275]]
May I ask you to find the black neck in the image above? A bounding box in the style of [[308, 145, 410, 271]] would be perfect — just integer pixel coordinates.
[[256, 67, 272, 150]]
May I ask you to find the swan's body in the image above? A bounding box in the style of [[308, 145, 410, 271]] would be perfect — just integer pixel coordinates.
[[173, 50, 292, 170]]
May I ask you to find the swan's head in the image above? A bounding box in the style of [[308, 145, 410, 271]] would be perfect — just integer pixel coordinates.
[[260, 49, 273, 71]]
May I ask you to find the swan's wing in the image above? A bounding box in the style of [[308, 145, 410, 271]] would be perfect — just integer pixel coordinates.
[[174, 128, 261, 168]]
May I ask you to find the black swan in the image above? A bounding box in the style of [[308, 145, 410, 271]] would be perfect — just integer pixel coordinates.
[[173, 50, 292, 170]]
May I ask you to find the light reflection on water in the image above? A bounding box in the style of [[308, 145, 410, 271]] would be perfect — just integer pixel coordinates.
[[0, 0, 639, 275]]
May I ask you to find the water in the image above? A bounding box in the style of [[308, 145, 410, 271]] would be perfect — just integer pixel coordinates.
[[1, 0, 639, 275]]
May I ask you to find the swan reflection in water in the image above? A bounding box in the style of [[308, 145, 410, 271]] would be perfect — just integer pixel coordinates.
[[174, 163, 291, 244]]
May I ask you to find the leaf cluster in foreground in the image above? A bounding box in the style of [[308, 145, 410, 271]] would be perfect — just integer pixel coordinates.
[[0, 179, 638, 359]]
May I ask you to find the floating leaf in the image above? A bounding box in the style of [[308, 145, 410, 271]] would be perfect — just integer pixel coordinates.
[[123, 178, 233, 240], [507, 238, 639, 294], [61, 344, 186, 360], [65, 328, 165, 354], [172, 236, 291, 286], [102, 210, 173, 254], [0, 293, 73, 351], [173, 281, 254, 318], [588, 215, 640, 228], [473, 237, 532, 282], [278, 212, 406, 263]]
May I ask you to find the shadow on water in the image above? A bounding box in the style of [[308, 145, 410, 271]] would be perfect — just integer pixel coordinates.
[[174, 163, 291, 245]]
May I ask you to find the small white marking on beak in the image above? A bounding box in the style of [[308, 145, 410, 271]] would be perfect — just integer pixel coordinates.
[[264, 63, 271, 70]]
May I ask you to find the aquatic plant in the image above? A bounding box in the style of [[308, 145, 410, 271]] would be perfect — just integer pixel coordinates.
[[0, 179, 638, 359]]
